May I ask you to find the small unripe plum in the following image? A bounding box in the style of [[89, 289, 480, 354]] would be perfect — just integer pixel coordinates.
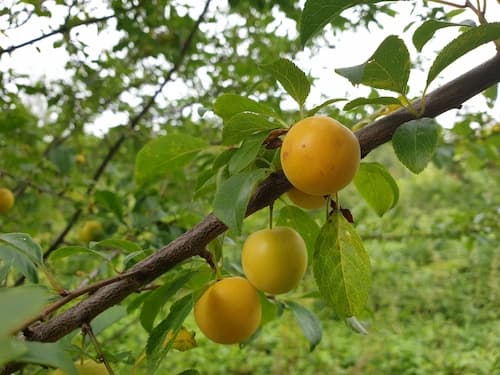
[[242, 227, 308, 295]]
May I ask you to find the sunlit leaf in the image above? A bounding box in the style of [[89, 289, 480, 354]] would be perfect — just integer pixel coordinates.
[[412, 19, 468, 52], [228, 131, 268, 174], [307, 98, 346, 116], [222, 112, 281, 145], [313, 212, 371, 318], [300, 0, 394, 46], [213, 169, 267, 234], [135, 134, 207, 188], [262, 58, 310, 106], [427, 22, 500, 85], [336, 35, 410, 94], [343, 96, 400, 111], [214, 94, 276, 121]]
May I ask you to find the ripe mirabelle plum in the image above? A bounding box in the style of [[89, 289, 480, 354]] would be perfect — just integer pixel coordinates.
[[287, 187, 325, 210], [51, 359, 108, 375], [242, 227, 307, 295], [280, 116, 360, 196], [78, 220, 103, 242], [194, 276, 261, 344], [0, 188, 15, 214]]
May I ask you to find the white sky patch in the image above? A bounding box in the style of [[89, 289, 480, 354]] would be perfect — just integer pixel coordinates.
[[0, 0, 499, 134]]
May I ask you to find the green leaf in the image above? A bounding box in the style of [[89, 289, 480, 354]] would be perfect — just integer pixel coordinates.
[[140, 272, 194, 332], [313, 212, 371, 318], [259, 292, 278, 326], [222, 112, 281, 145], [336, 35, 410, 94], [0, 233, 43, 282], [427, 22, 500, 85], [0, 233, 43, 265], [300, 0, 392, 46], [276, 206, 320, 263], [354, 162, 399, 216], [412, 19, 467, 52], [49, 246, 111, 262], [90, 305, 127, 336], [94, 238, 141, 253], [307, 98, 346, 116], [213, 169, 267, 234], [135, 134, 207, 187], [228, 131, 268, 175], [262, 58, 310, 106], [146, 294, 194, 373], [0, 286, 49, 336], [94, 190, 123, 221], [0, 337, 27, 367], [287, 301, 322, 351], [392, 118, 439, 174], [343, 96, 400, 111], [214, 94, 276, 121], [17, 342, 77, 375]]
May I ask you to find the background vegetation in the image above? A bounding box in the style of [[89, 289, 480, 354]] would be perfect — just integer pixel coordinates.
[[1, 0, 499, 374]]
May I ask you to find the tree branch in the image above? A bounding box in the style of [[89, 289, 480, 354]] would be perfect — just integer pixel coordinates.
[[0, 15, 115, 57], [40, 0, 212, 260], [357, 52, 500, 157], [2, 50, 499, 375], [9, 52, 498, 345]]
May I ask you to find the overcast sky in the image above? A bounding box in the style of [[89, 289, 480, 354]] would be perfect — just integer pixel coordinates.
[[1, 0, 499, 134]]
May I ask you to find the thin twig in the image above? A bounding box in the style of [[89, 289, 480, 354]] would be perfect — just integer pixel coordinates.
[[81, 323, 115, 375], [0, 15, 115, 57], [15, 269, 144, 334], [0, 169, 76, 203]]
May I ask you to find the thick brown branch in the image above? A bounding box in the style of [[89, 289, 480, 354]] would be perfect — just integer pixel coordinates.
[[13, 52, 500, 348], [356, 52, 500, 157]]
